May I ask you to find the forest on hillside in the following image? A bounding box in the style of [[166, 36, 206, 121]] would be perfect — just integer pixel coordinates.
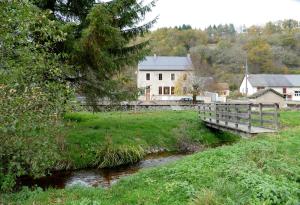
[[146, 20, 300, 89]]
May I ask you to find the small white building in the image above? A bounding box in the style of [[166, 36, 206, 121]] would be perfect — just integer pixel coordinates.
[[248, 88, 285, 108], [137, 55, 193, 101], [240, 74, 300, 101]]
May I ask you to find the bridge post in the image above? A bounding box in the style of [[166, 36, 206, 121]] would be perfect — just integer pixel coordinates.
[[235, 104, 238, 129], [225, 104, 228, 126], [216, 103, 219, 124], [274, 103, 279, 130], [259, 103, 263, 127], [248, 104, 252, 133], [209, 104, 212, 122], [200, 104, 205, 120], [203, 104, 206, 120], [198, 104, 201, 120]]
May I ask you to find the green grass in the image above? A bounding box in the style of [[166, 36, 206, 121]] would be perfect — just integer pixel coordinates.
[[62, 111, 238, 168], [3, 110, 300, 204], [279, 110, 300, 128]]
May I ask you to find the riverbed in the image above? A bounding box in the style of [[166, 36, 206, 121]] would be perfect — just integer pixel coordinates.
[[17, 152, 187, 189]]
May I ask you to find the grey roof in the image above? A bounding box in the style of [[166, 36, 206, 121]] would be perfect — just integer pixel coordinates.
[[138, 56, 193, 71], [249, 88, 284, 99], [248, 74, 300, 87]]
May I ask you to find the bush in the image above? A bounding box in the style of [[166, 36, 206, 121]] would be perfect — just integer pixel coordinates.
[[0, 2, 73, 192], [0, 135, 63, 192]]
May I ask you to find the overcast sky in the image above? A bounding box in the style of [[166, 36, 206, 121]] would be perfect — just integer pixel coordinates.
[[146, 0, 300, 30]]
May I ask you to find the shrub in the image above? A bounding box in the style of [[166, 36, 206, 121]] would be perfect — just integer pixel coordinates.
[[0, 2, 73, 192], [0, 135, 63, 192]]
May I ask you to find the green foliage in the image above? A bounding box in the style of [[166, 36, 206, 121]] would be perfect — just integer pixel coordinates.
[[75, 1, 155, 105], [205, 24, 236, 43], [0, 2, 72, 133], [31, 0, 157, 105], [245, 38, 274, 73], [0, 135, 63, 192], [149, 28, 208, 56], [0, 1, 73, 192]]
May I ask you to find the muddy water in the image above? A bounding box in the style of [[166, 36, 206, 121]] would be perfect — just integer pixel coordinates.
[[17, 152, 186, 189]]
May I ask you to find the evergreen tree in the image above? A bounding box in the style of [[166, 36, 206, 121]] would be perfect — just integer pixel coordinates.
[[31, 0, 157, 106]]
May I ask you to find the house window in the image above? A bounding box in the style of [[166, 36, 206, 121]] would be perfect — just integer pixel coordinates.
[[158, 86, 162, 95], [183, 74, 187, 81], [171, 73, 175, 81], [146, 73, 150, 80], [283, 88, 287, 94], [171, 87, 175, 95], [159, 73, 162, 80], [295, 91, 300, 96], [164, 87, 170, 95]]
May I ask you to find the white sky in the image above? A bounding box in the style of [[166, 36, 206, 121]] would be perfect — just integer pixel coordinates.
[[146, 0, 300, 30]]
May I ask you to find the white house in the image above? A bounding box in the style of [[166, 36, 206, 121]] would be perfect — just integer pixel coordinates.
[[240, 74, 300, 101], [137, 55, 193, 101]]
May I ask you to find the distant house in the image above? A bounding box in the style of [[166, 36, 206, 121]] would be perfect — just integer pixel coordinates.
[[240, 74, 300, 101], [214, 83, 230, 97], [137, 55, 193, 101], [249, 88, 285, 108]]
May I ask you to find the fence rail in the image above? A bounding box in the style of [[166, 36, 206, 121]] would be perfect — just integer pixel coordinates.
[[198, 103, 280, 133]]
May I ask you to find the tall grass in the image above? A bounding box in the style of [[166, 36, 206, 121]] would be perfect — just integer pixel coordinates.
[[94, 143, 145, 168]]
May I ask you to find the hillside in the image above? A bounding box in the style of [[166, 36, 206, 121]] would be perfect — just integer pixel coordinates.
[[146, 21, 300, 89]]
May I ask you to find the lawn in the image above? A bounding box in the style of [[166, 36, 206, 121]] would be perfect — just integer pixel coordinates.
[[62, 111, 238, 168], [2, 110, 300, 204]]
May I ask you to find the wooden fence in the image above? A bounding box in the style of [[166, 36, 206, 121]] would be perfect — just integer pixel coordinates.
[[198, 103, 280, 132]]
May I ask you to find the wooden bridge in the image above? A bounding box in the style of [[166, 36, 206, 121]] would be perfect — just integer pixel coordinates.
[[198, 103, 280, 137]]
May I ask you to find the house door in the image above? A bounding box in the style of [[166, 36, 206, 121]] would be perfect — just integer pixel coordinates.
[[145, 86, 150, 101]]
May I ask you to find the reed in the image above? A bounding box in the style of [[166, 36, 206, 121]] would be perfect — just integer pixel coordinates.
[[94, 144, 145, 168]]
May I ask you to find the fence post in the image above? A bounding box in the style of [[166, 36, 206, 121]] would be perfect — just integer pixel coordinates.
[[225, 104, 228, 126], [274, 103, 279, 130], [209, 104, 212, 122], [235, 104, 238, 129], [216, 103, 219, 124], [259, 103, 263, 127], [202, 104, 206, 120], [248, 104, 252, 133]]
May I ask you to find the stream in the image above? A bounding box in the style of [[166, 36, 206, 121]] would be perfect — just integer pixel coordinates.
[[17, 152, 187, 189]]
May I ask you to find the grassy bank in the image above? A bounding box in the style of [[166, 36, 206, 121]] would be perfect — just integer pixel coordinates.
[[62, 111, 237, 169], [1, 110, 237, 192], [2, 110, 300, 204]]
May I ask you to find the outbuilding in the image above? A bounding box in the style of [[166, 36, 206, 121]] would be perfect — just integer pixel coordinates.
[[240, 74, 300, 101], [248, 88, 285, 108]]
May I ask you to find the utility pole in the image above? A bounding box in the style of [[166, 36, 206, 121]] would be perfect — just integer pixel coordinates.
[[245, 57, 249, 96]]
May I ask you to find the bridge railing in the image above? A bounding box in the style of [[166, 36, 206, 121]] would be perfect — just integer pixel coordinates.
[[198, 103, 279, 132]]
